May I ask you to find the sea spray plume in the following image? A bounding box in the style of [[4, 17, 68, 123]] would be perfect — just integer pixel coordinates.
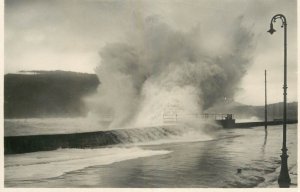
[[91, 16, 254, 128], [199, 18, 255, 109]]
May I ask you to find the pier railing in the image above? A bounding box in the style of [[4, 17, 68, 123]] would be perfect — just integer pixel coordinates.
[[163, 113, 234, 123]]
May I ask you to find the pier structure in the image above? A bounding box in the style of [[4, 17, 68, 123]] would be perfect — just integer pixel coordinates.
[[162, 112, 297, 128], [163, 112, 235, 124]]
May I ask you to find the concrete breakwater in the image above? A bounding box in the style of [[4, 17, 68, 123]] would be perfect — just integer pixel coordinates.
[[5, 131, 120, 154], [215, 115, 297, 128], [4, 125, 199, 154], [5, 120, 297, 154], [234, 119, 298, 128]]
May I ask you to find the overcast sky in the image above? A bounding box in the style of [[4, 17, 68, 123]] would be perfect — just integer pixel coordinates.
[[4, 0, 298, 105]]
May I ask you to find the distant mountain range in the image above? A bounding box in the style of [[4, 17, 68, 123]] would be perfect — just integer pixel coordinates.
[[205, 100, 298, 120], [4, 70, 298, 120]]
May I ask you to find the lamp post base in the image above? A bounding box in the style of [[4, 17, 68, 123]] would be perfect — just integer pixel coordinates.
[[278, 149, 291, 188]]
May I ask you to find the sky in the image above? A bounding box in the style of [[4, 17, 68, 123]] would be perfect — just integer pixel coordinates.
[[4, 0, 298, 105]]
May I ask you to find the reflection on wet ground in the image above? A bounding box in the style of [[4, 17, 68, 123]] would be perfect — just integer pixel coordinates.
[[5, 124, 297, 188]]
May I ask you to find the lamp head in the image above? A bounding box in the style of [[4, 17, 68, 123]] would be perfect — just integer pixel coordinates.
[[267, 23, 276, 35]]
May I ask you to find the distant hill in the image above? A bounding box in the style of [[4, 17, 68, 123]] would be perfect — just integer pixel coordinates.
[[205, 100, 298, 120], [4, 70, 100, 118]]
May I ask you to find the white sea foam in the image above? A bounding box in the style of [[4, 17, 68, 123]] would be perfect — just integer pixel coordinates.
[[128, 133, 212, 147], [5, 147, 171, 181], [235, 116, 261, 123], [121, 126, 213, 146]]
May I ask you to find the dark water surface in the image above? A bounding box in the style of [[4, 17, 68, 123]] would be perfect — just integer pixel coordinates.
[[5, 124, 297, 188]]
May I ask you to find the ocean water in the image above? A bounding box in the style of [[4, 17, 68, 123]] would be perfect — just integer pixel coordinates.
[[4, 118, 111, 136], [4, 118, 298, 188]]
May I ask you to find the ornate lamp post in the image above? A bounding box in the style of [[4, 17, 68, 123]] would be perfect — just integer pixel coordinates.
[[267, 14, 291, 187]]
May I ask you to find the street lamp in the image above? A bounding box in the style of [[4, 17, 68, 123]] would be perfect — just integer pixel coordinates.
[[267, 14, 291, 187]]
